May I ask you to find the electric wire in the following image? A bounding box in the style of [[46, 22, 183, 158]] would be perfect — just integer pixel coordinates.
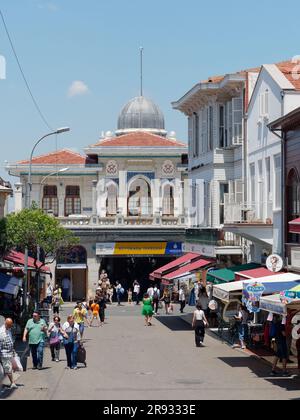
[[0, 8, 53, 131]]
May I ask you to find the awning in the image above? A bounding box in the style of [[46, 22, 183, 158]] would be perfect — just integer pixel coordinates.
[[0, 273, 20, 296], [260, 294, 300, 316], [213, 272, 300, 303], [161, 258, 213, 282], [235, 267, 280, 281], [149, 253, 202, 280], [5, 251, 51, 273], [289, 218, 300, 234], [207, 263, 261, 284]]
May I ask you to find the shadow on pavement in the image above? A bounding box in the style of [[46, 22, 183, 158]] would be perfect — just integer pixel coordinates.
[[156, 316, 193, 331], [218, 356, 300, 392]]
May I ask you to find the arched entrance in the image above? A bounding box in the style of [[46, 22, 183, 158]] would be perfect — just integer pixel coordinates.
[[56, 245, 88, 301], [128, 177, 152, 216]]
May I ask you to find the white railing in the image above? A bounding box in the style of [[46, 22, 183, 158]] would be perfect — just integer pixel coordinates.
[[224, 201, 274, 224]]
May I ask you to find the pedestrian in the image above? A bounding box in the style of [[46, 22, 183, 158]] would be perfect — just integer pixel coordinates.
[[179, 285, 186, 314], [133, 280, 141, 305], [48, 316, 62, 362], [98, 293, 107, 327], [147, 285, 154, 299], [127, 288, 133, 304], [161, 289, 171, 314], [142, 293, 154, 326], [23, 311, 48, 370], [46, 283, 53, 305], [152, 285, 160, 315], [271, 315, 289, 376], [73, 302, 87, 338], [198, 287, 209, 318], [107, 286, 114, 304], [62, 276, 71, 302], [90, 300, 101, 327], [233, 304, 249, 350], [115, 281, 123, 306], [52, 291, 61, 315], [192, 303, 209, 347], [0, 318, 18, 389], [61, 316, 81, 370]]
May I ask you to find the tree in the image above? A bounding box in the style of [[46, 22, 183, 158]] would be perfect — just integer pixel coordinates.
[[6, 206, 79, 303]]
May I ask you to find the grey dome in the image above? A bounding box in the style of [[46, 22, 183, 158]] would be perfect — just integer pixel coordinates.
[[116, 96, 167, 136]]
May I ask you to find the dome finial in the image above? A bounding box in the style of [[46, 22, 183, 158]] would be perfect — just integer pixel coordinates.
[[140, 46, 144, 97]]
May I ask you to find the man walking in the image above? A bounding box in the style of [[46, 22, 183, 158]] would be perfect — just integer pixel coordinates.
[[133, 280, 141, 305], [0, 318, 18, 389], [23, 311, 48, 370], [152, 285, 160, 315], [179, 286, 186, 314]]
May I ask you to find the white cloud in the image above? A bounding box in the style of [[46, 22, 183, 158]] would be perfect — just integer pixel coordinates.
[[38, 2, 59, 12], [68, 81, 90, 98]]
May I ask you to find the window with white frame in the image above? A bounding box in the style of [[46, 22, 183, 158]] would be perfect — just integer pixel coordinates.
[[208, 106, 214, 151], [201, 108, 208, 153], [259, 90, 269, 118], [65, 185, 81, 216], [232, 97, 243, 145], [194, 113, 200, 157], [219, 182, 229, 224], [274, 154, 281, 209], [42, 185, 58, 216], [219, 105, 225, 148], [265, 157, 271, 201]]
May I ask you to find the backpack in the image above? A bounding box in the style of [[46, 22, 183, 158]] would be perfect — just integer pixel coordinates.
[[153, 290, 159, 300]]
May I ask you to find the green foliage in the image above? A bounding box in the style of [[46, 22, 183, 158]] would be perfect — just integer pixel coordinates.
[[6, 207, 79, 267], [0, 217, 8, 257]]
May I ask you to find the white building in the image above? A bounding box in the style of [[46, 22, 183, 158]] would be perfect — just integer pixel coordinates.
[[224, 61, 300, 263], [0, 178, 12, 219], [7, 96, 189, 300], [172, 67, 260, 264]]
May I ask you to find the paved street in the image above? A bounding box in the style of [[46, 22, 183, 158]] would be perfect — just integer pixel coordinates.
[[2, 304, 300, 401]]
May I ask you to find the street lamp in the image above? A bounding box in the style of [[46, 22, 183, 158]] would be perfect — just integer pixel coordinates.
[[24, 128, 70, 312], [26, 127, 70, 208]]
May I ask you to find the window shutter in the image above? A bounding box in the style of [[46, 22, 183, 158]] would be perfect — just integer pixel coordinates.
[[235, 180, 244, 204], [232, 97, 243, 145]]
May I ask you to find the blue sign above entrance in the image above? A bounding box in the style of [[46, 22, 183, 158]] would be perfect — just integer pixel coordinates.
[[165, 242, 183, 255]]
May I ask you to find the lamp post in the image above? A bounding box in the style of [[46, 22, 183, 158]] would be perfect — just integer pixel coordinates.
[[24, 127, 70, 312]]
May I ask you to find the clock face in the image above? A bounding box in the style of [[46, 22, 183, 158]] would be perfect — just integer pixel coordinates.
[[162, 160, 175, 176], [106, 160, 118, 176]]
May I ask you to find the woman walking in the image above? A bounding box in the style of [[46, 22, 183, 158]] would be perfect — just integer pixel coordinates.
[[62, 316, 81, 370], [142, 293, 154, 326], [90, 300, 101, 327], [73, 302, 87, 338], [48, 316, 62, 362], [52, 291, 60, 315], [192, 303, 209, 347], [161, 289, 171, 315], [198, 287, 209, 318]]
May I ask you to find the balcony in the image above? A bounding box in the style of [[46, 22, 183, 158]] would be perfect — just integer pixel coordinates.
[[223, 201, 274, 246]]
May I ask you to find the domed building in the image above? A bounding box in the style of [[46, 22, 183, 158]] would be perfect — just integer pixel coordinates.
[[9, 94, 189, 301], [116, 96, 167, 137]]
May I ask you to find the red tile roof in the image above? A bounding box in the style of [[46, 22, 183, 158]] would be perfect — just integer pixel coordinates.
[[276, 61, 300, 90], [92, 131, 187, 148], [18, 149, 88, 165]]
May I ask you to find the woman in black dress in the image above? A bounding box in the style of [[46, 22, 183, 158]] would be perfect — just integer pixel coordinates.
[[98, 292, 107, 327]]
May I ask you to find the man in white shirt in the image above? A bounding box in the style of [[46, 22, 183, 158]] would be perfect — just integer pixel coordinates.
[[0, 319, 18, 389], [62, 276, 71, 302], [133, 281, 141, 305], [152, 285, 160, 315], [147, 286, 154, 299], [179, 286, 186, 314]]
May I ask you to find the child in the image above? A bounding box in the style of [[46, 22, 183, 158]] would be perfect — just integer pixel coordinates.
[[128, 288, 133, 304]]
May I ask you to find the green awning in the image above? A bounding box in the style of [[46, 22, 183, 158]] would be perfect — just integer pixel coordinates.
[[207, 263, 261, 285]]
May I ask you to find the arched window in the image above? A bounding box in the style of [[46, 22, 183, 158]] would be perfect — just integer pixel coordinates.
[[65, 186, 81, 216], [287, 169, 300, 243], [128, 178, 152, 216], [106, 183, 118, 216], [42, 185, 58, 216], [162, 185, 174, 216]]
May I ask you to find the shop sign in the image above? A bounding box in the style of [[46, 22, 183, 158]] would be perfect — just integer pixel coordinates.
[[96, 243, 116, 256], [243, 282, 266, 313], [96, 242, 183, 256], [184, 242, 215, 258]]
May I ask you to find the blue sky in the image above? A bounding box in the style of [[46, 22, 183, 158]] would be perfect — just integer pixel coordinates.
[[1, 0, 300, 184]]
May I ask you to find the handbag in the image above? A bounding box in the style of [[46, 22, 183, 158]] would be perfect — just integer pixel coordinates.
[[49, 335, 60, 346], [12, 355, 24, 372]]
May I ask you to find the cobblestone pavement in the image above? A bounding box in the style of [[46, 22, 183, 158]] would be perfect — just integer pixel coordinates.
[[2, 303, 300, 400]]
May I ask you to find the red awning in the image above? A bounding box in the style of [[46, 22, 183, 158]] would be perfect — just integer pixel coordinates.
[[235, 267, 284, 281], [289, 218, 300, 234], [5, 251, 51, 273], [162, 259, 213, 281], [149, 253, 202, 280]]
